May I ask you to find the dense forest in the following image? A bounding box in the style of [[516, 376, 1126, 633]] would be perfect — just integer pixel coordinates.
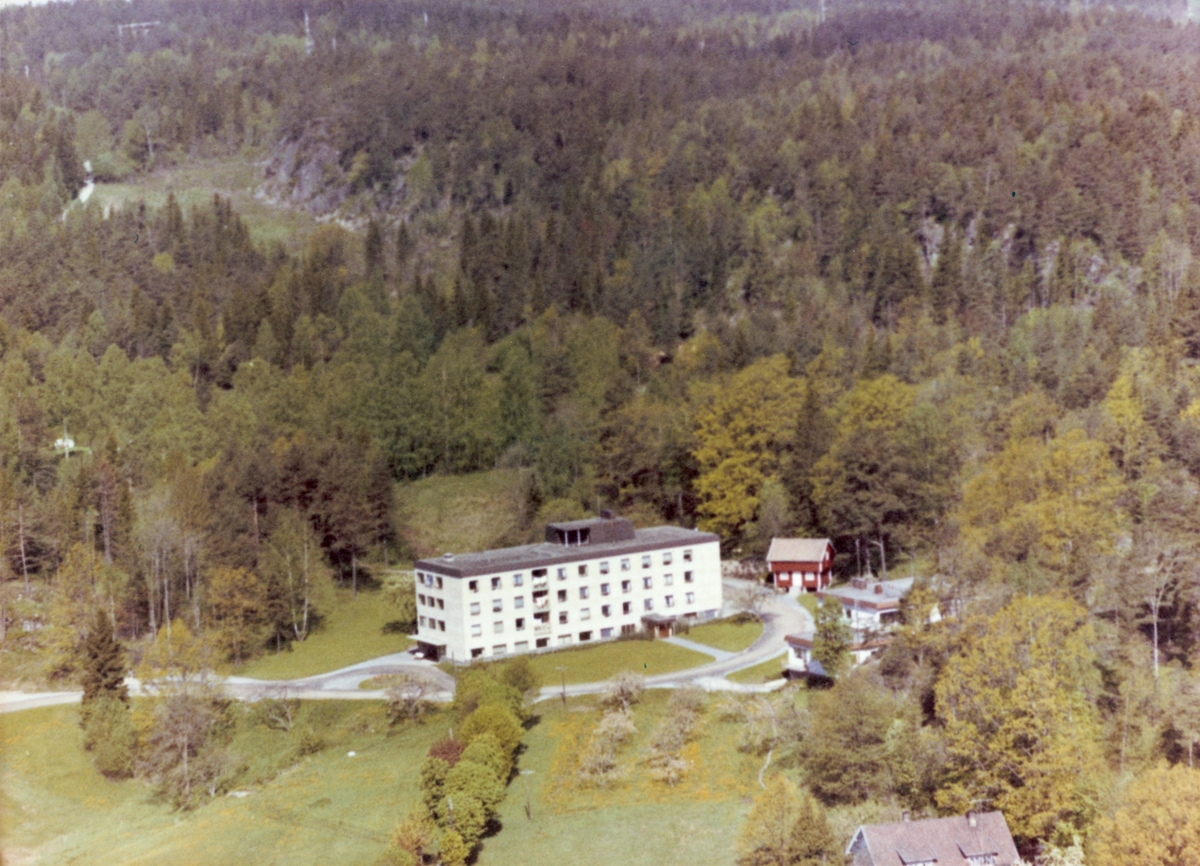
[[4, 0, 1200, 857]]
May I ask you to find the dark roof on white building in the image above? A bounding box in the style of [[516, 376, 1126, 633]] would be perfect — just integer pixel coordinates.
[[416, 519, 718, 579]]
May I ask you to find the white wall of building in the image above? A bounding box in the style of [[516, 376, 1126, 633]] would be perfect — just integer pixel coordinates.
[[415, 537, 721, 661]]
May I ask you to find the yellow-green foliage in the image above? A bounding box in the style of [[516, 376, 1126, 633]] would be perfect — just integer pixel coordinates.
[[1090, 764, 1200, 866]]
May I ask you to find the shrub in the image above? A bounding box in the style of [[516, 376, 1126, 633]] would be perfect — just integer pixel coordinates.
[[427, 736, 466, 767], [460, 732, 511, 782], [458, 703, 523, 756], [295, 727, 326, 757], [601, 671, 645, 713], [82, 695, 136, 778]]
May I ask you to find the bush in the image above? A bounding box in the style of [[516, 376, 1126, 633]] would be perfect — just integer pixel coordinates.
[[497, 655, 541, 696], [453, 668, 525, 721], [82, 695, 136, 778], [295, 727, 326, 757], [427, 736, 466, 767], [460, 732, 512, 782], [601, 671, 645, 713], [458, 703, 523, 756]]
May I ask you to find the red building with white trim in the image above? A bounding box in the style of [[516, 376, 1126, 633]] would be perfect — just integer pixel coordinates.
[[766, 538, 834, 594]]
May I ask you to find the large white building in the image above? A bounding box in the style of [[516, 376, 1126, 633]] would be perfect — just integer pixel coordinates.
[[413, 514, 722, 662]]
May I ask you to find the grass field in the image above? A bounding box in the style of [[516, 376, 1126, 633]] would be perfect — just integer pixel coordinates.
[[227, 587, 412, 680], [523, 640, 713, 687], [83, 158, 321, 253], [685, 617, 763, 653], [726, 652, 788, 684], [1, 688, 823, 866], [0, 701, 441, 866], [480, 688, 765, 866], [397, 469, 527, 561]]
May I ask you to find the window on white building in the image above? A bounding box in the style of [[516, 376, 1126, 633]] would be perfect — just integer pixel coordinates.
[[620, 558, 630, 571], [493, 644, 507, 656], [436, 598, 444, 609], [623, 602, 632, 615], [436, 577, 443, 589], [622, 580, 632, 593], [513, 573, 524, 586], [579, 631, 592, 641], [514, 596, 525, 609], [663, 552, 673, 565], [557, 567, 567, 579], [493, 599, 503, 612], [600, 561, 610, 574], [581, 607, 591, 620], [683, 549, 692, 562], [468, 580, 478, 592], [579, 586, 589, 599], [664, 574, 673, 586], [559, 611, 569, 624], [557, 589, 568, 602], [494, 620, 504, 633], [601, 605, 611, 617], [514, 640, 529, 652], [644, 599, 653, 611], [665, 595, 675, 607], [471, 648, 483, 658], [492, 576, 502, 590], [684, 571, 694, 583], [601, 627, 614, 638], [471, 623, 482, 637], [418, 594, 426, 606], [470, 602, 480, 615], [686, 592, 695, 604], [438, 620, 445, 631], [419, 615, 427, 627], [515, 618, 525, 631], [578, 564, 587, 577], [600, 583, 610, 596], [641, 555, 651, 568], [643, 576, 653, 589]]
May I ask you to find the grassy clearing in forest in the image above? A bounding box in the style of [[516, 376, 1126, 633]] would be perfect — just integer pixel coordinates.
[[685, 617, 764, 653], [85, 158, 321, 253], [0, 702, 440, 866], [725, 652, 788, 684], [227, 588, 411, 681], [396, 469, 527, 560]]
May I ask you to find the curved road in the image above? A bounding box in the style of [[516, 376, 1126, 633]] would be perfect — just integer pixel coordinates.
[[0, 580, 812, 713]]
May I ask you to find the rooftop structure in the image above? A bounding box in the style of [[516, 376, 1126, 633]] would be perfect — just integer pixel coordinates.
[[847, 811, 1021, 866]]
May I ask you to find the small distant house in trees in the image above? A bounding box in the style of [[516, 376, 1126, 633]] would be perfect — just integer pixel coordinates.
[[784, 576, 942, 676], [765, 537, 834, 594], [845, 811, 1021, 866]]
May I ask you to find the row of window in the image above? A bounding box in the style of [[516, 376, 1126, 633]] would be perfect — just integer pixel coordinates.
[[417, 572, 696, 614], [426, 592, 700, 635], [468, 625, 642, 658], [460, 550, 695, 593]]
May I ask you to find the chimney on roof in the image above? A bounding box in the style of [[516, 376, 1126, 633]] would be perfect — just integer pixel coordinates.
[[875, 583, 884, 594], [442, 553, 454, 561], [852, 577, 867, 590], [967, 811, 977, 828], [600, 509, 615, 519], [902, 810, 910, 822]]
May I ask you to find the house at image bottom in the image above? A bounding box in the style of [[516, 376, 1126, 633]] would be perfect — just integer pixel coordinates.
[[766, 537, 834, 593], [784, 576, 941, 675], [846, 811, 1020, 866], [412, 513, 722, 662]]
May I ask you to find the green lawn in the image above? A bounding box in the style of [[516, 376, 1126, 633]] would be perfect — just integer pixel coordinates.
[[797, 592, 820, 617], [726, 652, 788, 684], [84, 158, 321, 253], [228, 588, 411, 681], [397, 469, 528, 560], [518, 639, 712, 687], [685, 617, 764, 653], [480, 689, 766, 866], [0, 701, 442, 866]]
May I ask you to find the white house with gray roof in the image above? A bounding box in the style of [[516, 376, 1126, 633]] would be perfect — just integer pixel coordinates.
[[412, 513, 722, 662]]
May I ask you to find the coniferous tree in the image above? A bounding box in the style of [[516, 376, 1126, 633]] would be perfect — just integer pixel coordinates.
[[80, 609, 129, 707]]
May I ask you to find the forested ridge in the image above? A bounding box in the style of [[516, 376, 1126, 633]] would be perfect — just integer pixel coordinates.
[[4, 0, 1200, 857]]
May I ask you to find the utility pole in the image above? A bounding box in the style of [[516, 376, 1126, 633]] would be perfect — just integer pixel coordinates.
[[556, 665, 567, 706], [520, 769, 535, 820]]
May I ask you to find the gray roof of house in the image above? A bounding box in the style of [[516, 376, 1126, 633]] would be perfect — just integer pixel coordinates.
[[821, 577, 915, 608], [415, 525, 719, 579], [848, 812, 1021, 866], [766, 537, 833, 563]]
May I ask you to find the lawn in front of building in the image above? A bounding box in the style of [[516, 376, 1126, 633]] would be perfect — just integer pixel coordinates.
[[725, 652, 788, 684], [520, 638, 713, 687], [684, 616, 764, 652]]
